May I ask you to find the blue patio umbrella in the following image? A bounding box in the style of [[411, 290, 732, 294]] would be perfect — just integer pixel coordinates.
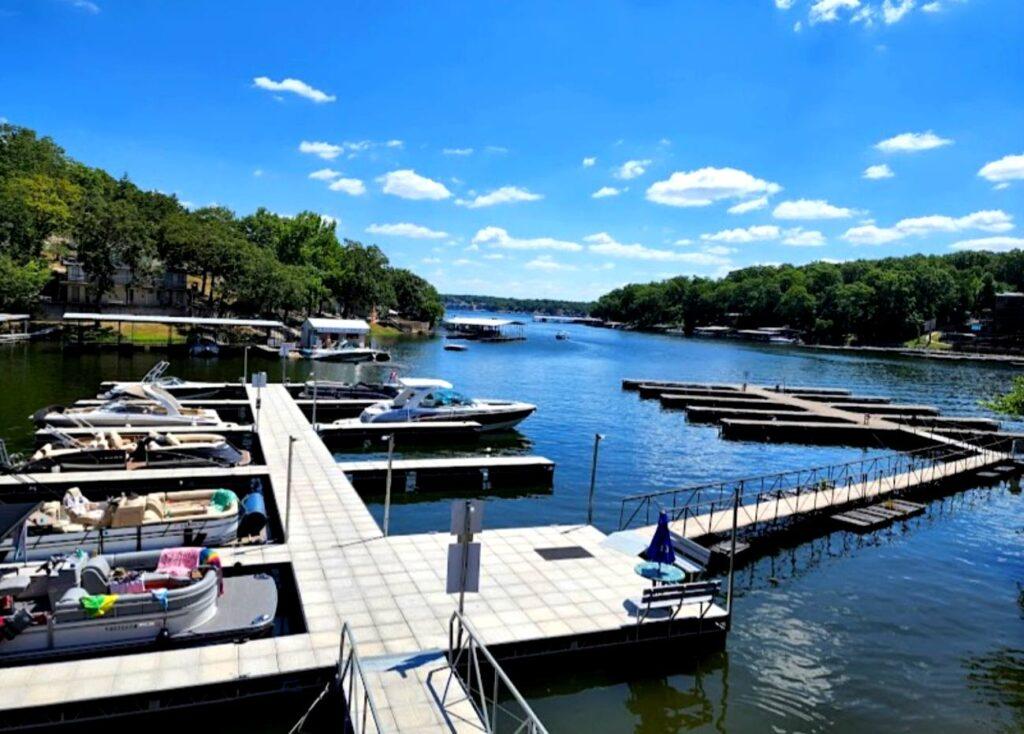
[[645, 510, 676, 568]]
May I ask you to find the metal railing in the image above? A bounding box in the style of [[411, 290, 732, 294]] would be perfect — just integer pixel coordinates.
[[618, 433, 1010, 533], [290, 623, 384, 734], [445, 612, 548, 734]]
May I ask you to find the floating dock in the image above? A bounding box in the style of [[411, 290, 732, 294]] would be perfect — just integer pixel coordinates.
[[337, 455, 555, 495], [0, 383, 729, 731]]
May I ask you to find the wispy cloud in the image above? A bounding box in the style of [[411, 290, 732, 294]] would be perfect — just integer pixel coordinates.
[[525, 255, 576, 271], [592, 186, 623, 199], [254, 76, 335, 103], [615, 159, 652, 180], [844, 209, 1013, 244], [456, 186, 542, 209], [299, 141, 342, 160], [443, 147, 474, 156], [586, 232, 733, 263], [978, 154, 1024, 184], [949, 236, 1024, 252], [728, 196, 768, 214], [366, 222, 448, 239], [647, 167, 781, 208], [472, 227, 582, 252], [863, 164, 895, 179], [582, 157, 597, 167], [328, 178, 366, 196], [875, 130, 953, 153], [309, 168, 341, 180], [773, 198, 856, 220]]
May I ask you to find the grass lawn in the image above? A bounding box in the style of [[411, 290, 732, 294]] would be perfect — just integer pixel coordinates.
[[903, 331, 953, 350]]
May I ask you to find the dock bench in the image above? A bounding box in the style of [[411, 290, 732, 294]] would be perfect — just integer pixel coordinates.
[[634, 580, 720, 623]]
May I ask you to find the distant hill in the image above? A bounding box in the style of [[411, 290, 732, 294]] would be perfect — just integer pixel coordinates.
[[443, 294, 594, 317]]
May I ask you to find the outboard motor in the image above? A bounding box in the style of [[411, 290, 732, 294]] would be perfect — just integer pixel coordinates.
[[238, 478, 268, 538]]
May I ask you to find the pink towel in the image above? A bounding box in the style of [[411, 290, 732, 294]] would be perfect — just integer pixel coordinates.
[[156, 547, 203, 579], [110, 577, 146, 594]]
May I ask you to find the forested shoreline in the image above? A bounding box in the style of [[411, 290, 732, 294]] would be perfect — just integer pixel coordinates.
[[443, 293, 594, 316], [0, 124, 443, 324], [591, 253, 1024, 345]]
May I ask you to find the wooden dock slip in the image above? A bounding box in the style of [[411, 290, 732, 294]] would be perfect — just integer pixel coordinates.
[[336, 455, 555, 494], [661, 394, 809, 410], [826, 402, 940, 416], [832, 499, 926, 531], [719, 419, 934, 450], [317, 419, 485, 447], [686, 406, 847, 424]]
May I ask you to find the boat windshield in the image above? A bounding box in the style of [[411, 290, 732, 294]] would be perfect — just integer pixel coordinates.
[[420, 388, 473, 407]]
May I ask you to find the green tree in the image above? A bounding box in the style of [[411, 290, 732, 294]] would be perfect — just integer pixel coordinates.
[[390, 268, 444, 325]]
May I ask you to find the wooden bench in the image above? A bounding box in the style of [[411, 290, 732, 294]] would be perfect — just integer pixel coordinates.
[[634, 580, 720, 623], [670, 534, 712, 570]]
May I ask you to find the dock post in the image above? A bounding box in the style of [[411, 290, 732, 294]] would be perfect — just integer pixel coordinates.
[[243, 345, 249, 384], [725, 483, 740, 626], [285, 435, 297, 542], [586, 433, 606, 525], [382, 433, 395, 536], [311, 372, 318, 429]]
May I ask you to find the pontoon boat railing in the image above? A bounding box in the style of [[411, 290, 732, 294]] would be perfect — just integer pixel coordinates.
[[446, 612, 548, 734], [618, 433, 1010, 532]]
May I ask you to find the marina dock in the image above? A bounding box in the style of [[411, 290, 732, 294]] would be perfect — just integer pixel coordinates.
[[338, 455, 555, 495], [0, 383, 729, 731]]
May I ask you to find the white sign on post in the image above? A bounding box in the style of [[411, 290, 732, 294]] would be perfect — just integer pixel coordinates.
[[446, 543, 481, 593], [252, 372, 268, 388], [279, 342, 294, 358]]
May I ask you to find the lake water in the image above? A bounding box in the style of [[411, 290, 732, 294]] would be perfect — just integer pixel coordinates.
[[1, 318, 1021, 733]]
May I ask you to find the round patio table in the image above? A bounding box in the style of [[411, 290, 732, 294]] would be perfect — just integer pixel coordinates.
[[634, 561, 684, 585]]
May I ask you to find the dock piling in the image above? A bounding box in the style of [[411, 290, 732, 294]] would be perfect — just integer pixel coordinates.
[[587, 433, 605, 525]]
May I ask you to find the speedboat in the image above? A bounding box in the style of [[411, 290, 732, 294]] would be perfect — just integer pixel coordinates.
[[298, 379, 400, 400], [189, 337, 220, 358], [0, 482, 267, 562], [555, 331, 570, 341], [357, 378, 536, 431], [99, 361, 226, 400], [0, 547, 276, 662], [302, 341, 391, 363], [444, 344, 468, 352], [5, 430, 249, 473], [33, 384, 225, 428]]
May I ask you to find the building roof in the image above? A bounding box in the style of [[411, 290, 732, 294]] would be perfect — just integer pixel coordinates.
[[63, 312, 284, 329], [303, 317, 371, 333], [0, 314, 30, 323], [399, 378, 454, 389], [445, 316, 519, 328]]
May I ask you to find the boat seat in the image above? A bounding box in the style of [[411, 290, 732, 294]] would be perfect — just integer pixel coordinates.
[[57, 586, 87, 607], [80, 556, 111, 594], [164, 502, 207, 518], [108, 431, 130, 449], [165, 434, 182, 446], [0, 575, 31, 597]]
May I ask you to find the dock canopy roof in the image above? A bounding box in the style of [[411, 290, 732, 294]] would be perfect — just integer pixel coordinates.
[[399, 378, 454, 389], [62, 312, 285, 329], [444, 317, 520, 328], [0, 314, 30, 323], [303, 317, 371, 334]]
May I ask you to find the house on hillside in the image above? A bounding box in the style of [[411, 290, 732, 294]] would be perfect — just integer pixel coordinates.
[[58, 259, 189, 311]]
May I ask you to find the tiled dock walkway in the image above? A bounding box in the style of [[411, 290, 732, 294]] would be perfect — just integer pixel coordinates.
[[0, 384, 725, 731]]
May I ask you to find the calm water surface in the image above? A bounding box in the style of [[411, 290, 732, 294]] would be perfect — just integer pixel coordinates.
[[1, 317, 1021, 732]]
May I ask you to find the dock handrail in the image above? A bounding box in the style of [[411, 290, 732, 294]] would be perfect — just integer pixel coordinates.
[[445, 612, 548, 734], [618, 433, 1009, 532], [289, 623, 384, 734]]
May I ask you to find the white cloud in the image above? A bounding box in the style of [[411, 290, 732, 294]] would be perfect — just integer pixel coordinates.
[[252, 168, 264, 178], [950, 236, 1024, 252], [328, 178, 366, 196], [978, 154, 1024, 183], [309, 168, 341, 180], [485, 145, 509, 154], [320, 215, 339, 227], [882, 0, 915, 24], [702, 245, 736, 256], [646, 166, 781, 208], [775, 0, 794, 8], [68, 0, 100, 14], [728, 196, 768, 214], [299, 141, 343, 160], [794, 20, 804, 31], [782, 228, 826, 246], [456, 186, 542, 209], [253, 76, 335, 104], [585, 233, 730, 264], [863, 164, 895, 179], [366, 223, 448, 240], [773, 198, 855, 220], [842, 224, 906, 245], [582, 157, 597, 167], [592, 186, 623, 199], [994, 183, 1011, 191], [483, 253, 505, 260], [701, 225, 781, 243], [810, 0, 861, 24], [472, 226, 582, 252], [443, 148, 474, 156], [843, 209, 1014, 244], [422, 257, 442, 265], [453, 259, 474, 267], [921, 1, 942, 11], [378, 170, 452, 200], [875, 131, 953, 153], [525, 255, 576, 272], [616, 159, 652, 180], [385, 139, 404, 148]]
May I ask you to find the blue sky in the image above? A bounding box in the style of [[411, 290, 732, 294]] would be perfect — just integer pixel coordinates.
[[2, 0, 1022, 300]]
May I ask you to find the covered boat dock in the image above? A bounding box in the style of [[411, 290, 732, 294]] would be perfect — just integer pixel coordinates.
[[61, 312, 288, 350], [443, 316, 526, 342]]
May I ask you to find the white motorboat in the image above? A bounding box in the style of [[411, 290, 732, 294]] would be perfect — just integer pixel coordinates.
[[0, 547, 277, 662], [33, 384, 226, 428], [302, 341, 391, 363], [98, 361, 227, 400], [0, 483, 267, 561], [298, 379, 400, 400], [356, 378, 536, 431]]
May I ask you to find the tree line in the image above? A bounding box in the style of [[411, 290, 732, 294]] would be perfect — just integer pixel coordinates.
[[0, 123, 444, 325], [591, 253, 1023, 345], [443, 293, 594, 317]]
